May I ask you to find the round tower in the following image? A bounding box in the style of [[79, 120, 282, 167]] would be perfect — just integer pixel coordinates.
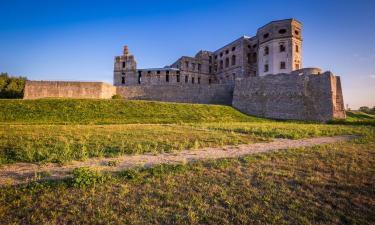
[[256, 19, 302, 76]]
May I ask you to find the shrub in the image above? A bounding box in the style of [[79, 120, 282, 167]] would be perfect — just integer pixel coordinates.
[[71, 167, 109, 187], [0, 73, 27, 99], [111, 94, 123, 99]]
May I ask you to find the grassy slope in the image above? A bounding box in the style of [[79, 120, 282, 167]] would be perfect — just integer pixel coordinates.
[[0, 136, 374, 224], [1, 100, 375, 165], [0, 99, 263, 124], [330, 111, 375, 126]]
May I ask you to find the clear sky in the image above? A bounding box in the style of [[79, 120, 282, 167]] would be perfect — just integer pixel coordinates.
[[0, 0, 374, 109]]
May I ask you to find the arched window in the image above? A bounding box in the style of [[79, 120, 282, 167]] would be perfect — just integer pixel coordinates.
[[231, 55, 236, 66], [296, 45, 299, 53], [225, 58, 229, 68], [121, 76, 125, 84], [220, 60, 223, 69]]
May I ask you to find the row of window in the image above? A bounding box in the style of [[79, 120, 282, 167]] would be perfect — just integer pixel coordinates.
[[212, 46, 236, 60], [184, 62, 202, 71], [263, 44, 299, 56], [120, 74, 208, 85], [218, 55, 236, 70], [262, 29, 300, 39], [263, 62, 300, 72]]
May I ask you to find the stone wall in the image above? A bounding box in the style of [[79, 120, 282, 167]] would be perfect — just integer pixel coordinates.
[[116, 84, 233, 105], [23, 81, 116, 99], [232, 72, 346, 121]]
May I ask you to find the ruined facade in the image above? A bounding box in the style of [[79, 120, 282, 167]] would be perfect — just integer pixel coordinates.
[[24, 19, 346, 122]]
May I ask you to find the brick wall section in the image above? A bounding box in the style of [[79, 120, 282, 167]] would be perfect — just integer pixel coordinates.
[[116, 84, 233, 105], [232, 72, 346, 121], [23, 81, 116, 99]]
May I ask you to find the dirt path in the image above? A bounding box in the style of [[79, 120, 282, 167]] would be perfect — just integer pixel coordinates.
[[0, 135, 356, 186]]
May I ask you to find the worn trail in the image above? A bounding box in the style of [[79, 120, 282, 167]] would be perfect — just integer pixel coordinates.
[[0, 135, 356, 186]]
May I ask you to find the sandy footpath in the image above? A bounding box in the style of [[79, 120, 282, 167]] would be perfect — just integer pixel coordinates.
[[0, 135, 356, 186]]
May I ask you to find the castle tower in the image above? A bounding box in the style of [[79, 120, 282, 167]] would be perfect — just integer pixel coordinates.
[[257, 19, 302, 76], [114, 45, 137, 86]]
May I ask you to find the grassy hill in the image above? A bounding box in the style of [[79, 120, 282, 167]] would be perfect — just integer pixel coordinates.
[[0, 99, 264, 124], [330, 111, 375, 126]]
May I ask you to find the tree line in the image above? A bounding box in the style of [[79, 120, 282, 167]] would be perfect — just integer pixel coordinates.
[[359, 106, 375, 115], [0, 73, 27, 98]]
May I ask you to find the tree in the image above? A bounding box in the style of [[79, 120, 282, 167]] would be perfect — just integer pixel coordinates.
[[0, 73, 27, 99]]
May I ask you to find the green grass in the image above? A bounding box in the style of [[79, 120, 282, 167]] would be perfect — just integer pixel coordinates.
[[0, 99, 375, 224], [329, 111, 375, 126], [0, 100, 374, 165], [0, 124, 265, 165], [1, 122, 373, 165], [0, 99, 264, 124], [0, 136, 374, 224]]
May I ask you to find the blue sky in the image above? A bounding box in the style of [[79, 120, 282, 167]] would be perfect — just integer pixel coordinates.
[[0, 0, 374, 109]]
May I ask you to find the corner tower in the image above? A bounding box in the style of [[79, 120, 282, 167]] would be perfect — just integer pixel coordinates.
[[257, 19, 302, 76], [114, 46, 137, 86]]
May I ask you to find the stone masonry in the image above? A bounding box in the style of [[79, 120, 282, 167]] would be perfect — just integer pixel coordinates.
[[23, 18, 346, 122]]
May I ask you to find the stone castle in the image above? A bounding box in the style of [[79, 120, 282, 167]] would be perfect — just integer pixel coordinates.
[[24, 19, 346, 122]]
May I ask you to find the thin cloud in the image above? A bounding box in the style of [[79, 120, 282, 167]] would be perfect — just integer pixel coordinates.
[[369, 74, 375, 79]]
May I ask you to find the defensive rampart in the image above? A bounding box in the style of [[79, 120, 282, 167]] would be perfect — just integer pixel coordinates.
[[232, 72, 346, 121], [23, 81, 116, 99], [116, 84, 233, 105]]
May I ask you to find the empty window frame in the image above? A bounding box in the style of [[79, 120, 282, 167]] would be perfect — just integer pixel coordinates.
[[122, 62, 126, 68], [198, 77, 201, 84], [264, 64, 269, 72], [295, 45, 299, 53], [121, 76, 125, 84], [138, 71, 142, 84], [185, 75, 188, 83], [225, 58, 229, 68], [231, 55, 236, 66], [166, 71, 169, 82], [279, 44, 286, 52], [280, 61, 286, 69], [264, 46, 269, 55]]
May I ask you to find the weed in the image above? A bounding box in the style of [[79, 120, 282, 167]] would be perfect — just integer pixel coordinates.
[[71, 167, 110, 188]]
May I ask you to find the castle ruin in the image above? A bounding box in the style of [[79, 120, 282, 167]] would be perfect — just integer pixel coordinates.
[[24, 19, 346, 122]]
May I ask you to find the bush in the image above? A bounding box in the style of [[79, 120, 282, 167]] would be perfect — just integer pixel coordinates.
[[359, 106, 375, 115], [0, 73, 27, 99], [111, 94, 123, 99], [71, 167, 109, 187]]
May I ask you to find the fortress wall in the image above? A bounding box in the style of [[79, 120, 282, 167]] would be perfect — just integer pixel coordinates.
[[232, 72, 346, 121], [116, 84, 233, 105], [23, 81, 116, 99]]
